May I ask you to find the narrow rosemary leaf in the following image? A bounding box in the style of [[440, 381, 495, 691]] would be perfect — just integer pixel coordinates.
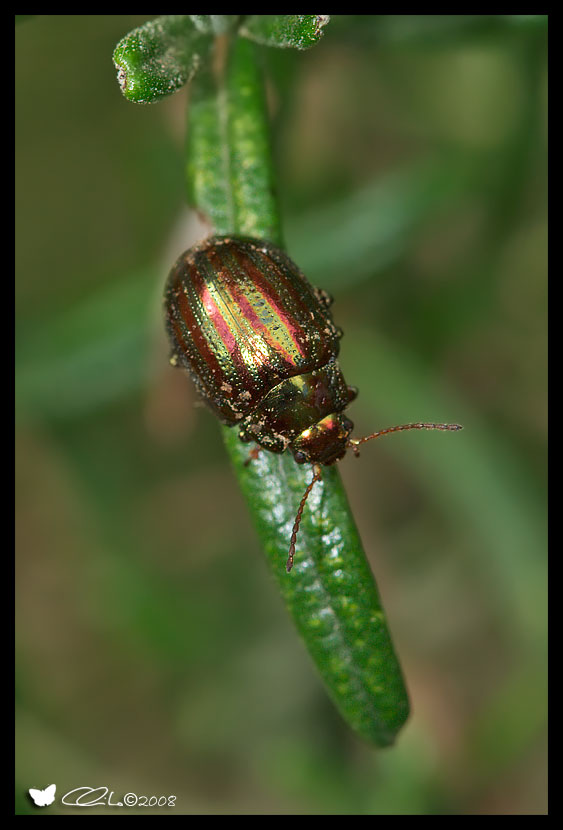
[[185, 65, 233, 234], [185, 35, 410, 746], [224, 429, 410, 745], [240, 14, 330, 50], [186, 37, 281, 244], [113, 15, 210, 104], [224, 38, 281, 242]]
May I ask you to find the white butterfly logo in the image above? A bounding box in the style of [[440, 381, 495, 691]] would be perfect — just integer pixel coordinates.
[[28, 784, 56, 807]]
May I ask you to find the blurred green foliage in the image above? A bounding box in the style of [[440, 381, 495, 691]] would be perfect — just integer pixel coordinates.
[[16, 15, 547, 815]]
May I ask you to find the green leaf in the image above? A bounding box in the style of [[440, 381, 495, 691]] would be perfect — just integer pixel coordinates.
[[185, 66, 233, 234], [240, 14, 330, 50], [113, 15, 210, 104], [224, 429, 410, 745], [185, 33, 410, 746], [186, 36, 281, 243]]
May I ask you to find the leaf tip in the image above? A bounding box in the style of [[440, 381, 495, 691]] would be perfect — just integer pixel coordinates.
[[114, 61, 128, 95]]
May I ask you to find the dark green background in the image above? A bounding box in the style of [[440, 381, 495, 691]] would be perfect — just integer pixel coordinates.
[[16, 15, 547, 815]]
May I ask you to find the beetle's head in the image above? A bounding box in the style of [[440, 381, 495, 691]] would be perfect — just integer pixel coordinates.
[[286, 418, 463, 572], [291, 413, 354, 466]]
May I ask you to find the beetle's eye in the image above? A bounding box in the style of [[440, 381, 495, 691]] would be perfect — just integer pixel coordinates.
[[294, 451, 307, 464]]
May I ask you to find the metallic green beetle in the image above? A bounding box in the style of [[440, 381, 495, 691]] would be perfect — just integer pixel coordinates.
[[164, 235, 461, 570]]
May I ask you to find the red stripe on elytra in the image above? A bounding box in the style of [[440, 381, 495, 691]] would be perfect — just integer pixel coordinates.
[[203, 245, 300, 376], [170, 277, 246, 410], [228, 247, 308, 361], [187, 258, 267, 399]]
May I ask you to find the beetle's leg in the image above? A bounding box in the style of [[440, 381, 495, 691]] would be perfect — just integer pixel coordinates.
[[348, 422, 462, 454], [350, 441, 361, 458], [286, 464, 323, 573], [244, 445, 262, 467], [313, 286, 333, 308], [346, 385, 358, 404]]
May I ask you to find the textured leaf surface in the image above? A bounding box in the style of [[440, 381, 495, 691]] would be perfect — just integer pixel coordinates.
[[240, 14, 330, 50], [113, 15, 209, 104]]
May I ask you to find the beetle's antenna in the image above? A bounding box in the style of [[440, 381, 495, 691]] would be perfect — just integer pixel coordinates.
[[286, 464, 323, 573], [348, 422, 462, 456]]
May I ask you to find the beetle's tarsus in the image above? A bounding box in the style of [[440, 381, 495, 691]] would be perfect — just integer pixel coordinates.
[[244, 445, 262, 467]]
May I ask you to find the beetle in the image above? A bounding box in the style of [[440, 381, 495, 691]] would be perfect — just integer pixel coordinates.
[[164, 235, 461, 572]]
